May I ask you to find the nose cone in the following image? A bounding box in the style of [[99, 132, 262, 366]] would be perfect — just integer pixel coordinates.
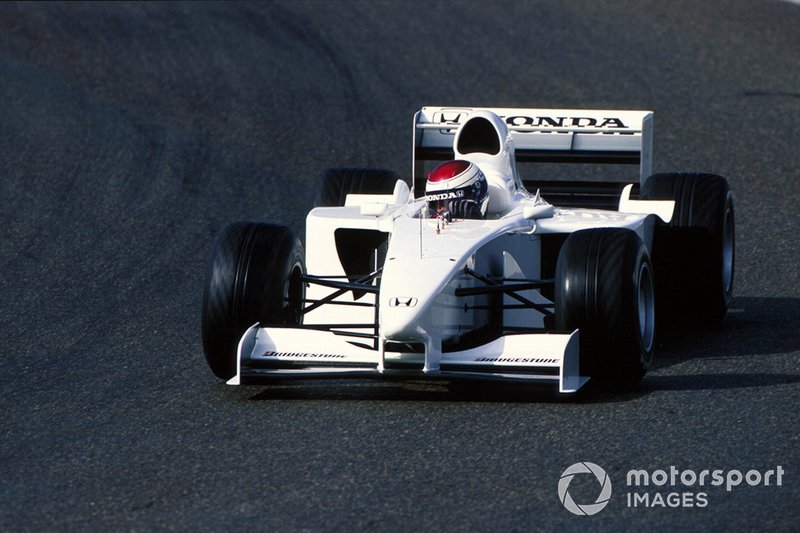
[[379, 255, 456, 341], [380, 294, 424, 341], [378, 212, 482, 343]]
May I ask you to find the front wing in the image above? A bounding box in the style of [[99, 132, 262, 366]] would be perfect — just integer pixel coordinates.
[[229, 325, 588, 393]]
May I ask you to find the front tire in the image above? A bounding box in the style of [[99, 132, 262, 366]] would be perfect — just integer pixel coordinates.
[[201, 222, 305, 379], [555, 228, 655, 388]]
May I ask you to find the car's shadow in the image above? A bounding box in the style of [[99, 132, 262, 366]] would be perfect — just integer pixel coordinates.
[[652, 296, 800, 363], [245, 379, 588, 404], [243, 296, 800, 403]]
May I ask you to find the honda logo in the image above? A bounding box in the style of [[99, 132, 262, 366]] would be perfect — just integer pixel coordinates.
[[390, 297, 418, 307]]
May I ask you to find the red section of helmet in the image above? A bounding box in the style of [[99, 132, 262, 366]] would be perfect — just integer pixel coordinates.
[[427, 160, 471, 182]]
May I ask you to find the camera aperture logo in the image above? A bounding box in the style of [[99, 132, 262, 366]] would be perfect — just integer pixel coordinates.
[[558, 462, 612, 516]]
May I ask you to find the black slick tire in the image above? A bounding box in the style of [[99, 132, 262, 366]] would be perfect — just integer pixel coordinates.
[[642, 173, 734, 326], [201, 222, 305, 380], [555, 228, 655, 388], [313, 168, 401, 207]]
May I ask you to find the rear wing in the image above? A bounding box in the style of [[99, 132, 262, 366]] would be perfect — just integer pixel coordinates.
[[413, 106, 653, 188]]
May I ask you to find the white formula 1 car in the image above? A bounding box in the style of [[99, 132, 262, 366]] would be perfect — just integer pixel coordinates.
[[202, 106, 734, 392]]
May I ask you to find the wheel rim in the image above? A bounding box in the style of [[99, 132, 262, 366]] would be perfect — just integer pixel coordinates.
[[637, 261, 655, 354], [285, 263, 305, 324], [722, 199, 734, 295]]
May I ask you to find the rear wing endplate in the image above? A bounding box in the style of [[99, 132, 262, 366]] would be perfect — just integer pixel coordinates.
[[413, 106, 653, 183]]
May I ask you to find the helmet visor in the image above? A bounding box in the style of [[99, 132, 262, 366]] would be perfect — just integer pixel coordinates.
[[425, 189, 466, 216]]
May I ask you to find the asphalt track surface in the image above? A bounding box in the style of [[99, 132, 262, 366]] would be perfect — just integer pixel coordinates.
[[2, 1, 799, 531]]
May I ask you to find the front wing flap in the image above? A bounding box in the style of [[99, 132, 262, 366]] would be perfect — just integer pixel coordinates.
[[229, 325, 588, 393]]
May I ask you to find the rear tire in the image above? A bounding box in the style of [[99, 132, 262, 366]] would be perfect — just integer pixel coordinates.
[[555, 228, 655, 388], [642, 173, 734, 326], [201, 222, 305, 379], [314, 168, 401, 207]]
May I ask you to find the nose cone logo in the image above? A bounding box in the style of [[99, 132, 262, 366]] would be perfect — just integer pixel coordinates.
[[390, 297, 417, 307], [558, 462, 612, 516]]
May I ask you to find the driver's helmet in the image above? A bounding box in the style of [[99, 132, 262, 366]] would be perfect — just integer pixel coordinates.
[[425, 160, 489, 219]]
